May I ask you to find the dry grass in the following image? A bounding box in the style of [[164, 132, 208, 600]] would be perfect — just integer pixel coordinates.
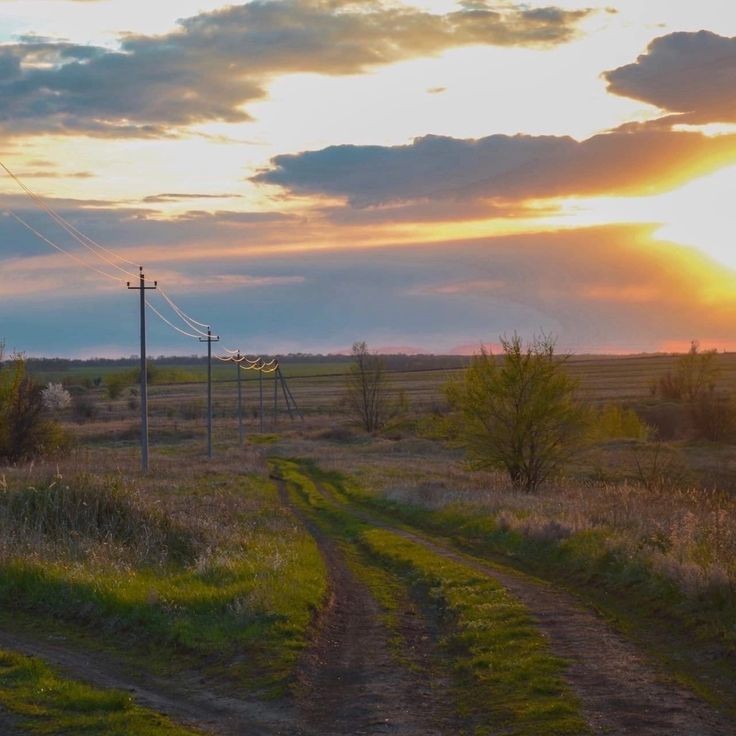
[[282, 431, 736, 601]]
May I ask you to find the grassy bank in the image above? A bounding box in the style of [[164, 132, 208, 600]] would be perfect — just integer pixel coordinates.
[[0, 649, 201, 735], [0, 452, 327, 693]]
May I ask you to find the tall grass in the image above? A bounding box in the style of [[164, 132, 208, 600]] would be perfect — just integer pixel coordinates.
[[0, 476, 199, 567], [0, 447, 327, 692]]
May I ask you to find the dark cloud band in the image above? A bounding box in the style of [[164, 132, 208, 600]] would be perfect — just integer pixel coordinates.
[[604, 31, 736, 125]]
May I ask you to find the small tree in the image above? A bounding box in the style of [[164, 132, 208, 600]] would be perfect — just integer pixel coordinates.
[[42, 382, 72, 411], [447, 334, 586, 492], [0, 354, 65, 462], [653, 340, 719, 401], [344, 341, 390, 432]]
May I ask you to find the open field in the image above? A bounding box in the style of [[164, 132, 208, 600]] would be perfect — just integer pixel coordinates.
[[0, 353, 734, 734]]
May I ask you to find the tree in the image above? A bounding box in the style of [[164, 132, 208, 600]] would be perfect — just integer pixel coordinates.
[[42, 382, 72, 411], [344, 341, 390, 432], [653, 340, 719, 401], [0, 350, 67, 462], [447, 334, 586, 492]]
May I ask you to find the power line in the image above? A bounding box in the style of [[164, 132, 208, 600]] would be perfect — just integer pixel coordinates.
[[145, 298, 203, 339], [0, 159, 141, 274], [158, 288, 210, 336], [5, 210, 124, 283], [159, 287, 210, 330], [0, 162, 139, 277]]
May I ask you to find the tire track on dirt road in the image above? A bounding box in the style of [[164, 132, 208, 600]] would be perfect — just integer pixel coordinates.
[[276, 479, 463, 736], [310, 477, 735, 736]]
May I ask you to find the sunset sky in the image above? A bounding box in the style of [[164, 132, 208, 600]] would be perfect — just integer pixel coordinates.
[[1, 0, 736, 357]]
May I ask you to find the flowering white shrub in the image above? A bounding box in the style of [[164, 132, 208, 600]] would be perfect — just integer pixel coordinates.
[[42, 382, 71, 411]]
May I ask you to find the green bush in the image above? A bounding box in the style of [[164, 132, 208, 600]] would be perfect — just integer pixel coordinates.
[[0, 352, 67, 462], [589, 403, 650, 441]]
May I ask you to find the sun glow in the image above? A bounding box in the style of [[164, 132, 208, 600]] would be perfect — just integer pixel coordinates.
[[560, 165, 736, 272]]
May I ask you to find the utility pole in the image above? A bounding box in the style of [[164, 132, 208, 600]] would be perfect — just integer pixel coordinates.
[[199, 328, 220, 458], [127, 267, 157, 472], [273, 363, 278, 427], [277, 367, 295, 420], [236, 351, 244, 445], [259, 368, 264, 433]]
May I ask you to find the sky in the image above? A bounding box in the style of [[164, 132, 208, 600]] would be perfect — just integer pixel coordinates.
[[1, 0, 736, 357]]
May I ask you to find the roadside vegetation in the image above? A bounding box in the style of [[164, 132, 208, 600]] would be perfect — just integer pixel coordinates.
[[0, 649, 202, 735], [0, 449, 326, 695], [310, 447, 736, 712]]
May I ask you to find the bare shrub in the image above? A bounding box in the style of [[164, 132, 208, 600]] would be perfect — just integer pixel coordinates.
[[630, 442, 691, 491], [344, 341, 393, 432], [689, 389, 736, 442], [71, 394, 97, 423]]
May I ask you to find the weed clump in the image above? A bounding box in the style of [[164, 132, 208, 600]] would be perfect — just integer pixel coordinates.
[[0, 476, 200, 567]]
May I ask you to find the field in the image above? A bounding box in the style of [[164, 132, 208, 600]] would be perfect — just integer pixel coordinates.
[[0, 353, 734, 734]]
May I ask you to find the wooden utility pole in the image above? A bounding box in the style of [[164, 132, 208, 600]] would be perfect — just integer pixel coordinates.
[[236, 351, 244, 445], [259, 368, 264, 433], [199, 328, 220, 458], [127, 267, 157, 472]]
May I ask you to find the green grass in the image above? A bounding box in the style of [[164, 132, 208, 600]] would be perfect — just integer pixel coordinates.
[[275, 459, 588, 736], [0, 472, 327, 694], [0, 649, 201, 735]]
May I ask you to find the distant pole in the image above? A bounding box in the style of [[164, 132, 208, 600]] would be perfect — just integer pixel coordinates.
[[273, 364, 278, 427], [259, 368, 264, 433], [278, 367, 295, 420], [281, 370, 303, 421], [236, 351, 244, 445], [199, 328, 220, 458], [127, 267, 157, 472]]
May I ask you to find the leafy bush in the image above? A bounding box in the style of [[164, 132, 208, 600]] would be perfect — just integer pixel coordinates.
[[589, 403, 650, 441], [0, 352, 67, 462], [105, 372, 129, 400], [447, 334, 587, 492], [652, 341, 719, 402]]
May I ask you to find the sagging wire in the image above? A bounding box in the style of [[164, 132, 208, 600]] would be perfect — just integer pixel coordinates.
[[158, 288, 210, 337], [145, 298, 203, 339], [0, 159, 141, 276], [5, 210, 124, 283]]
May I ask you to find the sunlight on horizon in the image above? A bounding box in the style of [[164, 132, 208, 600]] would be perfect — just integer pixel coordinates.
[[561, 165, 736, 272]]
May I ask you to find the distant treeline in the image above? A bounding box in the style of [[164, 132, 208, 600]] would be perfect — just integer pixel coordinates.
[[16, 353, 471, 374]]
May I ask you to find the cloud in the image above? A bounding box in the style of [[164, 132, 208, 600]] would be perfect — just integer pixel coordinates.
[[604, 31, 736, 125], [0, 1, 591, 138], [254, 128, 736, 210], [159, 273, 305, 292], [141, 192, 243, 203]]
